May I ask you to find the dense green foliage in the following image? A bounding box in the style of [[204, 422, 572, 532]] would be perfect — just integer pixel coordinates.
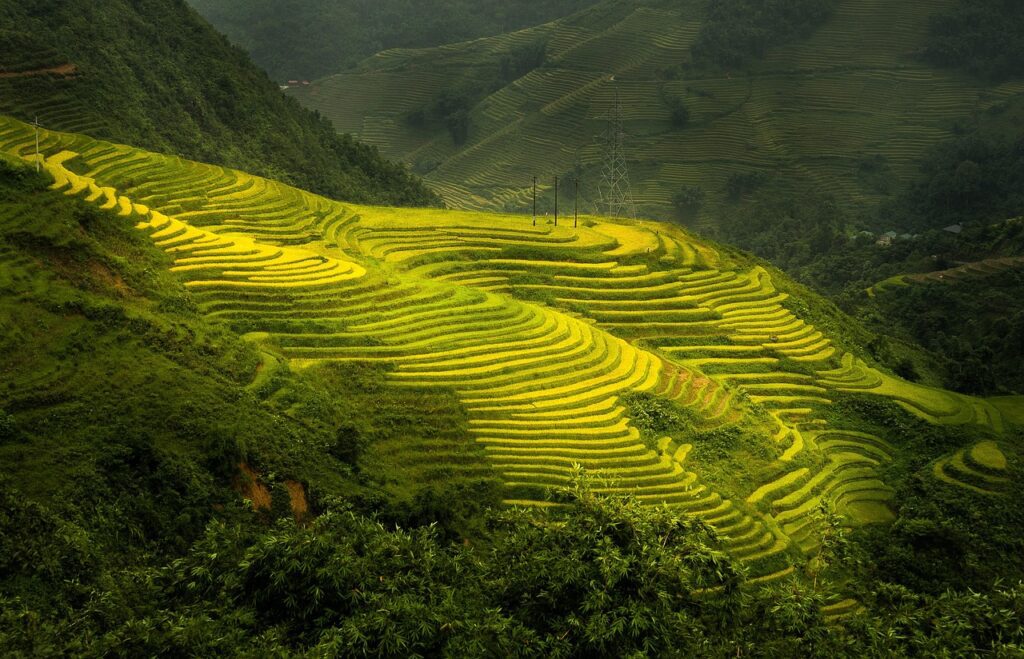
[[825, 395, 1024, 593], [891, 117, 1024, 232], [0, 1, 438, 207], [865, 272, 1024, 395], [4, 465, 1024, 656], [925, 0, 1024, 81], [188, 0, 597, 81], [691, 0, 837, 68]]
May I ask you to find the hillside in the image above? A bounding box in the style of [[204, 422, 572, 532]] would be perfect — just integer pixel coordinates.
[[856, 217, 1024, 395], [189, 0, 601, 81], [4, 112, 1020, 564], [288, 0, 1024, 226], [0, 0, 437, 207], [1, 114, 1023, 651]]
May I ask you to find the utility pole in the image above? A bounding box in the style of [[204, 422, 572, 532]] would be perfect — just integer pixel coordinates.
[[32, 116, 41, 172], [553, 176, 558, 227], [574, 179, 579, 228], [532, 176, 537, 226]]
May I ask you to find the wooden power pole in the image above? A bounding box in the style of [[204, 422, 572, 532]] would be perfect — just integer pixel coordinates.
[[554, 176, 558, 227], [32, 116, 41, 172], [574, 179, 579, 228]]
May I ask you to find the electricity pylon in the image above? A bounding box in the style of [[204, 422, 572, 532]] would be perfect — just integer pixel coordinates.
[[597, 81, 636, 219]]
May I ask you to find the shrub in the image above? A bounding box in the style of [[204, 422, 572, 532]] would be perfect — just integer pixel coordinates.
[[692, 0, 838, 68], [623, 391, 692, 436], [0, 411, 17, 442], [672, 185, 706, 215]]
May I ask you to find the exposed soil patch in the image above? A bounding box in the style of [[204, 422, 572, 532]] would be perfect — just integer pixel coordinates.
[[87, 260, 132, 297], [32, 248, 133, 298], [235, 462, 272, 511], [285, 480, 310, 522]]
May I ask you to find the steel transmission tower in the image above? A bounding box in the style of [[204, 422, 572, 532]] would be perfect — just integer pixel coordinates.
[[597, 82, 636, 219]]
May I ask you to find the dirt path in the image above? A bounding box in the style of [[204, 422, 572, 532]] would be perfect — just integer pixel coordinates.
[[0, 63, 77, 79], [906, 256, 1024, 284]]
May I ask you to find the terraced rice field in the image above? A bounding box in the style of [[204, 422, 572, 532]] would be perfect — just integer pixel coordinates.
[[290, 0, 1024, 226], [867, 255, 1024, 297], [933, 441, 1010, 496], [1, 114, 1012, 581], [0, 43, 107, 139]]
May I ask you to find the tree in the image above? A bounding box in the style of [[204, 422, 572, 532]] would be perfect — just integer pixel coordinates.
[[487, 468, 742, 654], [672, 185, 706, 216], [726, 171, 768, 200], [664, 94, 691, 128], [806, 501, 853, 591], [951, 159, 982, 209]]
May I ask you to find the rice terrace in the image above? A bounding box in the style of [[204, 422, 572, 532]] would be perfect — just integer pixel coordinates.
[[0, 112, 1013, 577], [0, 0, 1023, 655]]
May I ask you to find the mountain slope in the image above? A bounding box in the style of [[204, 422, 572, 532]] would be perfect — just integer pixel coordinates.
[[0, 139, 510, 572], [189, 0, 602, 81], [0, 0, 438, 207], [4, 114, 1018, 585], [289, 0, 1024, 225], [859, 218, 1024, 395]]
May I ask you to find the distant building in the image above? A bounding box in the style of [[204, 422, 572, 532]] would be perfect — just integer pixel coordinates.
[[876, 230, 898, 247], [302, 80, 311, 86], [287, 79, 299, 86]]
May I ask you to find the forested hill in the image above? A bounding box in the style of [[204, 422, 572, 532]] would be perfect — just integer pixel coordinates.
[[0, 0, 439, 207], [188, 0, 602, 81]]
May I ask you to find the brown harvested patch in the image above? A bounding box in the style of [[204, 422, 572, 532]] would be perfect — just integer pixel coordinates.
[[285, 480, 310, 522], [25, 246, 133, 298], [684, 375, 709, 405], [87, 260, 133, 297], [0, 63, 78, 79], [235, 462, 272, 511]]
